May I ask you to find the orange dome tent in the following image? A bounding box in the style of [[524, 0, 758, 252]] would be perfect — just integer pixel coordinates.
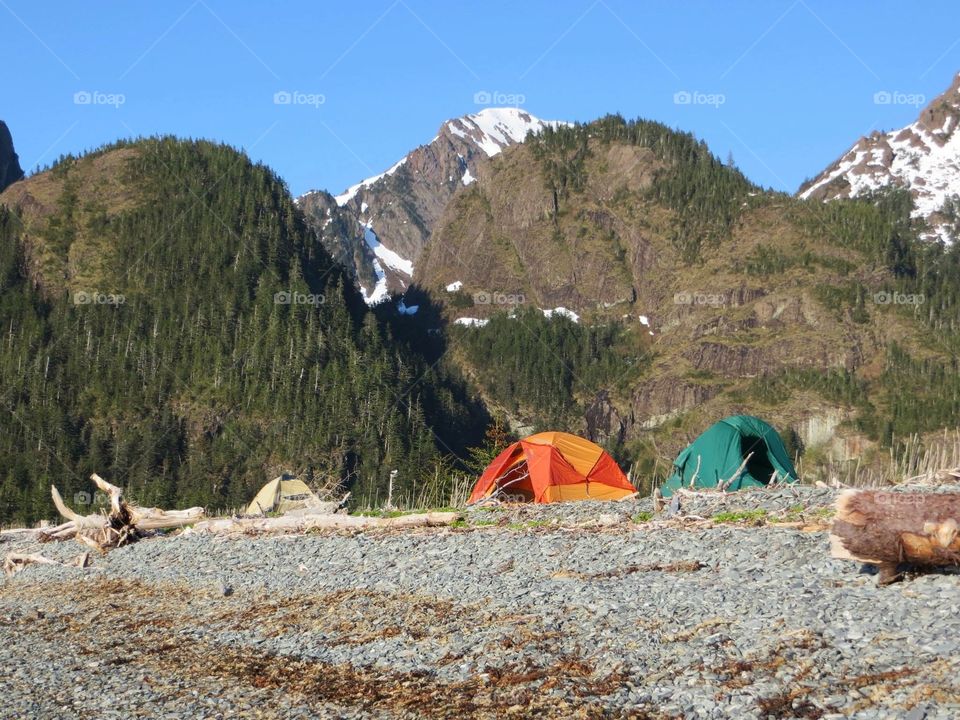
[[468, 431, 636, 504]]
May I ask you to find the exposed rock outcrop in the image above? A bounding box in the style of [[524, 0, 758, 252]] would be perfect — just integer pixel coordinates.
[[0, 121, 24, 192]]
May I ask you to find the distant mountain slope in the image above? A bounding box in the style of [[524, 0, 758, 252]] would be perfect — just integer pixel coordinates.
[[298, 108, 567, 304], [799, 72, 960, 243], [415, 116, 960, 469], [0, 121, 24, 192], [0, 138, 484, 525]]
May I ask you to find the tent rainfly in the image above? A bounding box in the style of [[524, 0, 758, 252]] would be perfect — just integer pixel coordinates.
[[468, 431, 636, 504], [245, 475, 320, 515], [660, 415, 798, 496]]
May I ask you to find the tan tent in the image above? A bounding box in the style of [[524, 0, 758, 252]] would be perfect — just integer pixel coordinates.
[[245, 475, 319, 515]]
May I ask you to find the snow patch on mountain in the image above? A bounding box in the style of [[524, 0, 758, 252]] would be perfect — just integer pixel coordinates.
[[542, 307, 580, 323], [396, 299, 419, 315], [358, 263, 388, 306], [358, 223, 414, 305], [364, 223, 413, 277]]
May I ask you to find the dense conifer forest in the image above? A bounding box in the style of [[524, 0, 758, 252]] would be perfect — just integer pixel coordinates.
[[0, 138, 486, 524]]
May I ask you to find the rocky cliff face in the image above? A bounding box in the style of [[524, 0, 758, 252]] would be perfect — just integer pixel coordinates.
[[799, 72, 960, 243], [0, 121, 24, 193], [296, 189, 381, 294], [298, 108, 566, 304]]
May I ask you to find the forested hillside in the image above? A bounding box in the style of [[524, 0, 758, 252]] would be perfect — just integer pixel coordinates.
[[0, 138, 485, 525], [420, 115, 960, 477]]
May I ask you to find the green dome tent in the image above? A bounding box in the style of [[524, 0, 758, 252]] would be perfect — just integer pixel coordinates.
[[661, 415, 798, 496]]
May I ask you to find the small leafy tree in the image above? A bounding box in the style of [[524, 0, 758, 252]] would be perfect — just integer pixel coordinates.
[[465, 417, 512, 476]]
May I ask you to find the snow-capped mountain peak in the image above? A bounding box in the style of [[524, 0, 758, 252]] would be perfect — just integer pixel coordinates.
[[799, 72, 960, 243], [444, 107, 567, 158], [298, 108, 568, 306], [325, 108, 565, 208]]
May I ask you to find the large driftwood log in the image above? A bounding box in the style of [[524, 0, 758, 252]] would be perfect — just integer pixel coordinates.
[[42, 474, 204, 550], [830, 489, 960, 584], [191, 511, 462, 535]]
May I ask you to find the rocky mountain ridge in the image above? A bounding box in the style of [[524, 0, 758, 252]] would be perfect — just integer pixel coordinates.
[[298, 108, 567, 304], [799, 72, 960, 243]]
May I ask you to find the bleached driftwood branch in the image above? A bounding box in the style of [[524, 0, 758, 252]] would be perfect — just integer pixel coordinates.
[[718, 452, 753, 492], [904, 467, 960, 486], [688, 455, 702, 489], [42, 474, 204, 550]]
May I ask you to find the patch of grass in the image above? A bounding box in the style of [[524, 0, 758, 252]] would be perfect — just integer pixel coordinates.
[[355, 509, 407, 518], [778, 504, 807, 521], [507, 519, 553, 530], [712, 509, 768, 524], [525, 519, 553, 528], [632, 511, 653, 523], [471, 519, 498, 527]]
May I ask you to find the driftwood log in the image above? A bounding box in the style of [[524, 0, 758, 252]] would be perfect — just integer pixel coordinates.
[[191, 511, 462, 535], [42, 474, 204, 550], [830, 489, 960, 585]]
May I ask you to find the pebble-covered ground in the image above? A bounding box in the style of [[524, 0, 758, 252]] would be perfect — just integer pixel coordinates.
[[2, 485, 960, 719]]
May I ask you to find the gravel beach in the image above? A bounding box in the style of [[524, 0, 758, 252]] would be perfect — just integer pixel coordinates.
[[3, 486, 960, 719]]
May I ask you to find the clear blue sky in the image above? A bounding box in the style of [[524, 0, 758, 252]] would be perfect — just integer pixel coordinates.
[[3, 0, 959, 197]]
